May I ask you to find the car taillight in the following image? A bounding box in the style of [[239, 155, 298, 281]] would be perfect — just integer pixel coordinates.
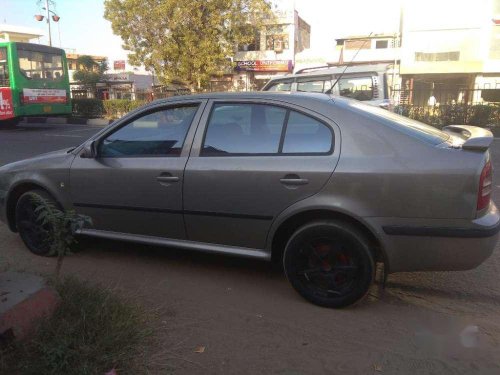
[[477, 160, 492, 211], [19, 92, 24, 105]]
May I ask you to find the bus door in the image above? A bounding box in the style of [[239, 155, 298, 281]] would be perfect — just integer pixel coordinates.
[[0, 46, 15, 121]]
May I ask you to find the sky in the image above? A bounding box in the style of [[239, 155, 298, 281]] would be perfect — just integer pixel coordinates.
[[0, 0, 402, 63]]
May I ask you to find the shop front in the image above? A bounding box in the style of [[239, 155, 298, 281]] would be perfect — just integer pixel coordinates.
[[234, 60, 293, 91]]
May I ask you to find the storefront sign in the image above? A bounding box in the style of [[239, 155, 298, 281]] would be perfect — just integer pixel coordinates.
[[114, 60, 126, 70], [235, 60, 293, 72], [22, 88, 67, 104], [0, 88, 14, 120]]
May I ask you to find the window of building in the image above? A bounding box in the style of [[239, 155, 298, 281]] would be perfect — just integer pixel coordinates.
[[238, 27, 261, 52], [0, 48, 9, 87], [282, 111, 333, 154], [99, 105, 198, 157], [481, 89, 500, 103], [375, 40, 389, 49], [265, 26, 289, 51], [338, 76, 374, 101], [202, 103, 333, 156]]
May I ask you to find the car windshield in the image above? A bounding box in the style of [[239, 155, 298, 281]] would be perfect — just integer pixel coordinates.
[[348, 100, 450, 145]]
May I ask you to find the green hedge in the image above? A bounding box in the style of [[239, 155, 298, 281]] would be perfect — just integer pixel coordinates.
[[394, 104, 500, 129], [72, 99, 104, 118], [72, 99, 146, 119], [103, 99, 147, 119]]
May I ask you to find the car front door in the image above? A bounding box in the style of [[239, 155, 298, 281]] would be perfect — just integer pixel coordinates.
[[70, 100, 206, 239], [183, 99, 340, 250]]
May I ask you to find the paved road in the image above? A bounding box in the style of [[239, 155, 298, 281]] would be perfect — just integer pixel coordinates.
[[1, 123, 500, 374]]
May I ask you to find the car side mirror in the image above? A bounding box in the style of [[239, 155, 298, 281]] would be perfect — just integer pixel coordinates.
[[80, 140, 96, 158]]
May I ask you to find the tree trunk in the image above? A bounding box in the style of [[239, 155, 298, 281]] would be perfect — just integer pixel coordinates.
[[55, 253, 64, 280]]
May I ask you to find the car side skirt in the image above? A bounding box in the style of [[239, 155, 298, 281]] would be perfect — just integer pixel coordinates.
[[77, 229, 272, 260]]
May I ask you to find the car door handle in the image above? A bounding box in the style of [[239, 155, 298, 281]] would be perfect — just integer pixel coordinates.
[[280, 177, 309, 186], [156, 175, 179, 183]]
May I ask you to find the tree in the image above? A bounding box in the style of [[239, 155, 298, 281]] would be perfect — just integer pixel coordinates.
[[104, 0, 275, 91], [73, 55, 109, 97]]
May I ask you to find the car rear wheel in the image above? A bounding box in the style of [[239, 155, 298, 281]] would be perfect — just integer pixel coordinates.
[[283, 221, 375, 308], [15, 190, 56, 256]]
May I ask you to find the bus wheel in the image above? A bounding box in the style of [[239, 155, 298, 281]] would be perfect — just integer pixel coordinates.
[[1, 118, 21, 128]]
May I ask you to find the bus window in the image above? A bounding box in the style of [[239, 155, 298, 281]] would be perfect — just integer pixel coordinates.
[[0, 48, 8, 87], [18, 49, 64, 80], [266, 79, 292, 92], [338, 76, 373, 101]]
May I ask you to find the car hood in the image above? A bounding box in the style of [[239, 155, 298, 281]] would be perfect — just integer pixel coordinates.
[[0, 147, 77, 173]]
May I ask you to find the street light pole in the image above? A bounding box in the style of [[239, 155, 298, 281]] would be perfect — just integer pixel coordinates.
[[45, 0, 52, 46]]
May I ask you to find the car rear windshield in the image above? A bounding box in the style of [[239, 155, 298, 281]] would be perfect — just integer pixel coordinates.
[[349, 101, 449, 145]]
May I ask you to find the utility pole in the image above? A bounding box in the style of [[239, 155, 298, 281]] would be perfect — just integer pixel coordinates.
[[45, 0, 52, 46]]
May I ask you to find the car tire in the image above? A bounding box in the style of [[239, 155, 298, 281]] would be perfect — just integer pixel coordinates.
[[283, 220, 375, 308], [15, 189, 57, 256]]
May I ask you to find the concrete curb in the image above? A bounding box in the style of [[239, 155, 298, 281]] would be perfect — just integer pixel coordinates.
[[22, 117, 113, 126], [0, 272, 60, 341]]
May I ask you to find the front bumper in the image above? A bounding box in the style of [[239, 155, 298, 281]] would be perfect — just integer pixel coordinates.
[[368, 203, 500, 273]]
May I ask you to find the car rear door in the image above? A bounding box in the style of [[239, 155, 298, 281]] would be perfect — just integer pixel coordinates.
[[70, 100, 206, 239], [183, 99, 340, 249]]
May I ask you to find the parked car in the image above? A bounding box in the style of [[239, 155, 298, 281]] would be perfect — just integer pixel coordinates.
[[0, 92, 498, 308], [261, 63, 394, 109]]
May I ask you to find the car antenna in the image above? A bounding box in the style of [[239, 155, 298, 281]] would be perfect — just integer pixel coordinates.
[[325, 32, 373, 95]]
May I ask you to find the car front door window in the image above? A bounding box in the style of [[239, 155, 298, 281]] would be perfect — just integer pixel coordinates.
[[99, 105, 198, 157]]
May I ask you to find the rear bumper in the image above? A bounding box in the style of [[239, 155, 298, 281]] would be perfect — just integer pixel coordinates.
[[368, 203, 500, 273]]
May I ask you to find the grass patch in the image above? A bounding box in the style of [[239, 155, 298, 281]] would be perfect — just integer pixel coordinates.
[[0, 276, 152, 374]]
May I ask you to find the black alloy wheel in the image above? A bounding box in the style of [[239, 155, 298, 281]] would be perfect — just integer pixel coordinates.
[[15, 190, 55, 256], [284, 221, 374, 308]]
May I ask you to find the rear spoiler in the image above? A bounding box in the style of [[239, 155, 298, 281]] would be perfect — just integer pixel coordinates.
[[442, 125, 494, 151]]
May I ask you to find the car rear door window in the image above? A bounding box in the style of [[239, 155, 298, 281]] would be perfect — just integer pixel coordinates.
[[282, 111, 333, 154], [99, 105, 198, 157], [338, 76, 374, 101], [297, 76, 333, 93], [265, 80, 293, 92], [202, 103, 287, 155], [202, 103, 333, 156]]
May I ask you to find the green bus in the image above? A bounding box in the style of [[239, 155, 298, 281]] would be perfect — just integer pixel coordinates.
[[0, 42, 71, 125]]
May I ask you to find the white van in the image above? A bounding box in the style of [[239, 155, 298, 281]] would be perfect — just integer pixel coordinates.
[[261, 63, 393, 109]]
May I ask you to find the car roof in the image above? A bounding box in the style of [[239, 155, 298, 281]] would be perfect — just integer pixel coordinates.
[[152, 91, 335, 106], [265, 63, 391, 82]]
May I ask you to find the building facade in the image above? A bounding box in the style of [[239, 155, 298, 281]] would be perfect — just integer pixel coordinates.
[[398, 0, 500, 106], [211, 1, 310, 91], [0, 25, 43, 43]]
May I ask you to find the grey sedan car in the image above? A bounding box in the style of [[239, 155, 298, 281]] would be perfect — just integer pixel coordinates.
[[0, 92, 498, 308]]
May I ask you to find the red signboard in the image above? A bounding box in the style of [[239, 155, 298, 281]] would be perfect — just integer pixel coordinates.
[[22, 89, 67, 104], [235, 60, 293, 72], [0, 88, 14, 120], [114, 60, 126, 70]]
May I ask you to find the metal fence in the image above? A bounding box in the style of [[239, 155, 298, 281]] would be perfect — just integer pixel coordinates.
[[390, 84, 500, 126], [392, 85, 500, 107]]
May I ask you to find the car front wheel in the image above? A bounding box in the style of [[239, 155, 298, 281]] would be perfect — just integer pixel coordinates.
[[283, 220, 375, 308], [15, 190, 56, 256]]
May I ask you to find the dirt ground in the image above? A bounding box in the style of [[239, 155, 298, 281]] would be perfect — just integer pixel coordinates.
[[1, 125, 500, 374]]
